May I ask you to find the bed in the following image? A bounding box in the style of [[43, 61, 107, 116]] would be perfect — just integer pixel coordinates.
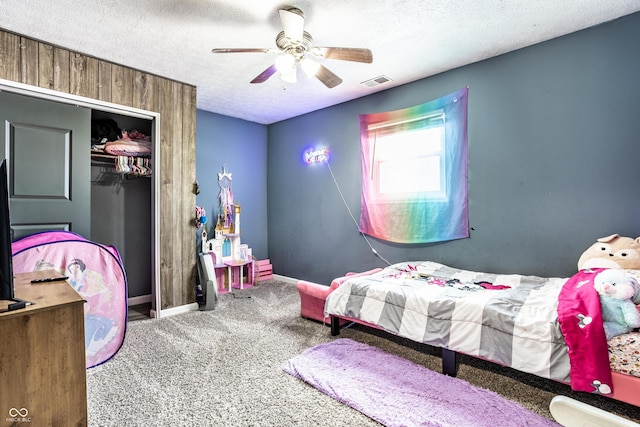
[[324, 261, 640, 408]]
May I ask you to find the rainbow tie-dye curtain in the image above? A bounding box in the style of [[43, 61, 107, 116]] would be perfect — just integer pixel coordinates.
[[359, 87, 469, 244]]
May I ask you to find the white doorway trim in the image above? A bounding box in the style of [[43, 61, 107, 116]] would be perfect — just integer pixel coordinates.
[[0, 78, 163, 318]]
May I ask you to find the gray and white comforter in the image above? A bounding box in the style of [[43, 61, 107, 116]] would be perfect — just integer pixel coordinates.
[[324, 261, 571, 383]]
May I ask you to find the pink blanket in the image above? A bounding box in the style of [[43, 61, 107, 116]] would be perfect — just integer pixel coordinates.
[[104, 139, 151, 157], [557, 268, 613, 394]]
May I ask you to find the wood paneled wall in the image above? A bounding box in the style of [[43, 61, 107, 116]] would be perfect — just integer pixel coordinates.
[[0, 29, 197, 311]]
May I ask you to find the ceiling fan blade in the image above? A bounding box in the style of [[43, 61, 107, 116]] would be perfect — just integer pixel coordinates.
[[250, 64, 278, 84], [312, 47, 373, 63], [315, 64, 342, 89], [279, 7, 304, 41], [212, 48, 277, 54]]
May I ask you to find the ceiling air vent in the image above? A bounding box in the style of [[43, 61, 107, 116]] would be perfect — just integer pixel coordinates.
[[361, 75, 392, 87]]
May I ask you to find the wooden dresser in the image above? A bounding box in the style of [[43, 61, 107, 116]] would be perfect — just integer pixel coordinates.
[[0, 271, 87, 426]]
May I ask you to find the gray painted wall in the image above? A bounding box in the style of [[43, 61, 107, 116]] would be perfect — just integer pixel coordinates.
[[91, 167, 152, 298], [195, 110, 269, 260], [265, 12, 640, 284]]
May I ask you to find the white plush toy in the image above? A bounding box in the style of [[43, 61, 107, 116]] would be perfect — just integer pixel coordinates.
[[593, 269, 640, 340]]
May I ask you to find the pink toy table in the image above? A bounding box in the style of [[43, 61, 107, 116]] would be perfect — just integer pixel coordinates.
[[225, 259, 254, 290]]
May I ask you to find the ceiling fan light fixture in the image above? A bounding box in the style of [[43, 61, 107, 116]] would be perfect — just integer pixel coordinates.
[[275, 53, 296, 72], [300, 57, 320, 77], [279, 8, 305, 41], [281, 66, 298, 83], [211, 7, 372, 89]]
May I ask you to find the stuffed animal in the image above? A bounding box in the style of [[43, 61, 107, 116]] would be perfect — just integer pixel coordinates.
[[578, 234, 640, 271], [593, 269, 640, 340]]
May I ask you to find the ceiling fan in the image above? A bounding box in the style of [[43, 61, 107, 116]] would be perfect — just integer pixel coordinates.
[[211, 7, 373, 88]]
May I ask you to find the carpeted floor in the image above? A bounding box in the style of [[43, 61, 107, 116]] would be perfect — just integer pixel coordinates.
[[86, 279, 640, 426]]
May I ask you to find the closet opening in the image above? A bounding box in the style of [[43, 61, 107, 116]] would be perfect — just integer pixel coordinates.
[[0, 79, 162, 319], [91, 110, 154, 320]]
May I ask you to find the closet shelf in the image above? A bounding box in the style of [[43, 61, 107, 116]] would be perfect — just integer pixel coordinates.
[[91, 152, 117, 162]]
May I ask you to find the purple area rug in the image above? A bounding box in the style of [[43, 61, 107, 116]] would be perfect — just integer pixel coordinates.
[[283, 339, 560, 427]]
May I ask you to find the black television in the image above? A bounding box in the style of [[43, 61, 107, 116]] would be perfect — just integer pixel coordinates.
[[0, 159, 29, 311]]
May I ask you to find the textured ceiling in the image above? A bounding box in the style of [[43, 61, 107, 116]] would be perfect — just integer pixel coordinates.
[[1, 1, 639, 124]]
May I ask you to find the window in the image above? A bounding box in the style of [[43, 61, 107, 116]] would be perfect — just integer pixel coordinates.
[[358, 87, 469, 244], [367, 112, 446, 203]]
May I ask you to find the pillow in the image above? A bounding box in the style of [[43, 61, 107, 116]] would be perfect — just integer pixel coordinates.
[[577, 234, 640, 270]]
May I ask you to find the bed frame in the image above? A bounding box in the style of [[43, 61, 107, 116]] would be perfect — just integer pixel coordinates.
[[330, 316, 456, 376], [329, 315, 640, 408]]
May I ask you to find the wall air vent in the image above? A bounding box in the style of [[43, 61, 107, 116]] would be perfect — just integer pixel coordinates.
[[360, 75, 392, 87]]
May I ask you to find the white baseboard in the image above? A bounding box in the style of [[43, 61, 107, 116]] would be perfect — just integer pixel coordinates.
[[152, 302, 199, 319], [128, 294, 152, 306], [273, 274, 297, 284]]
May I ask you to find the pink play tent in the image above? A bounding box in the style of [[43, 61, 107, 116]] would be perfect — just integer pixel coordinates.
[[12, 231, 128, 368]]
